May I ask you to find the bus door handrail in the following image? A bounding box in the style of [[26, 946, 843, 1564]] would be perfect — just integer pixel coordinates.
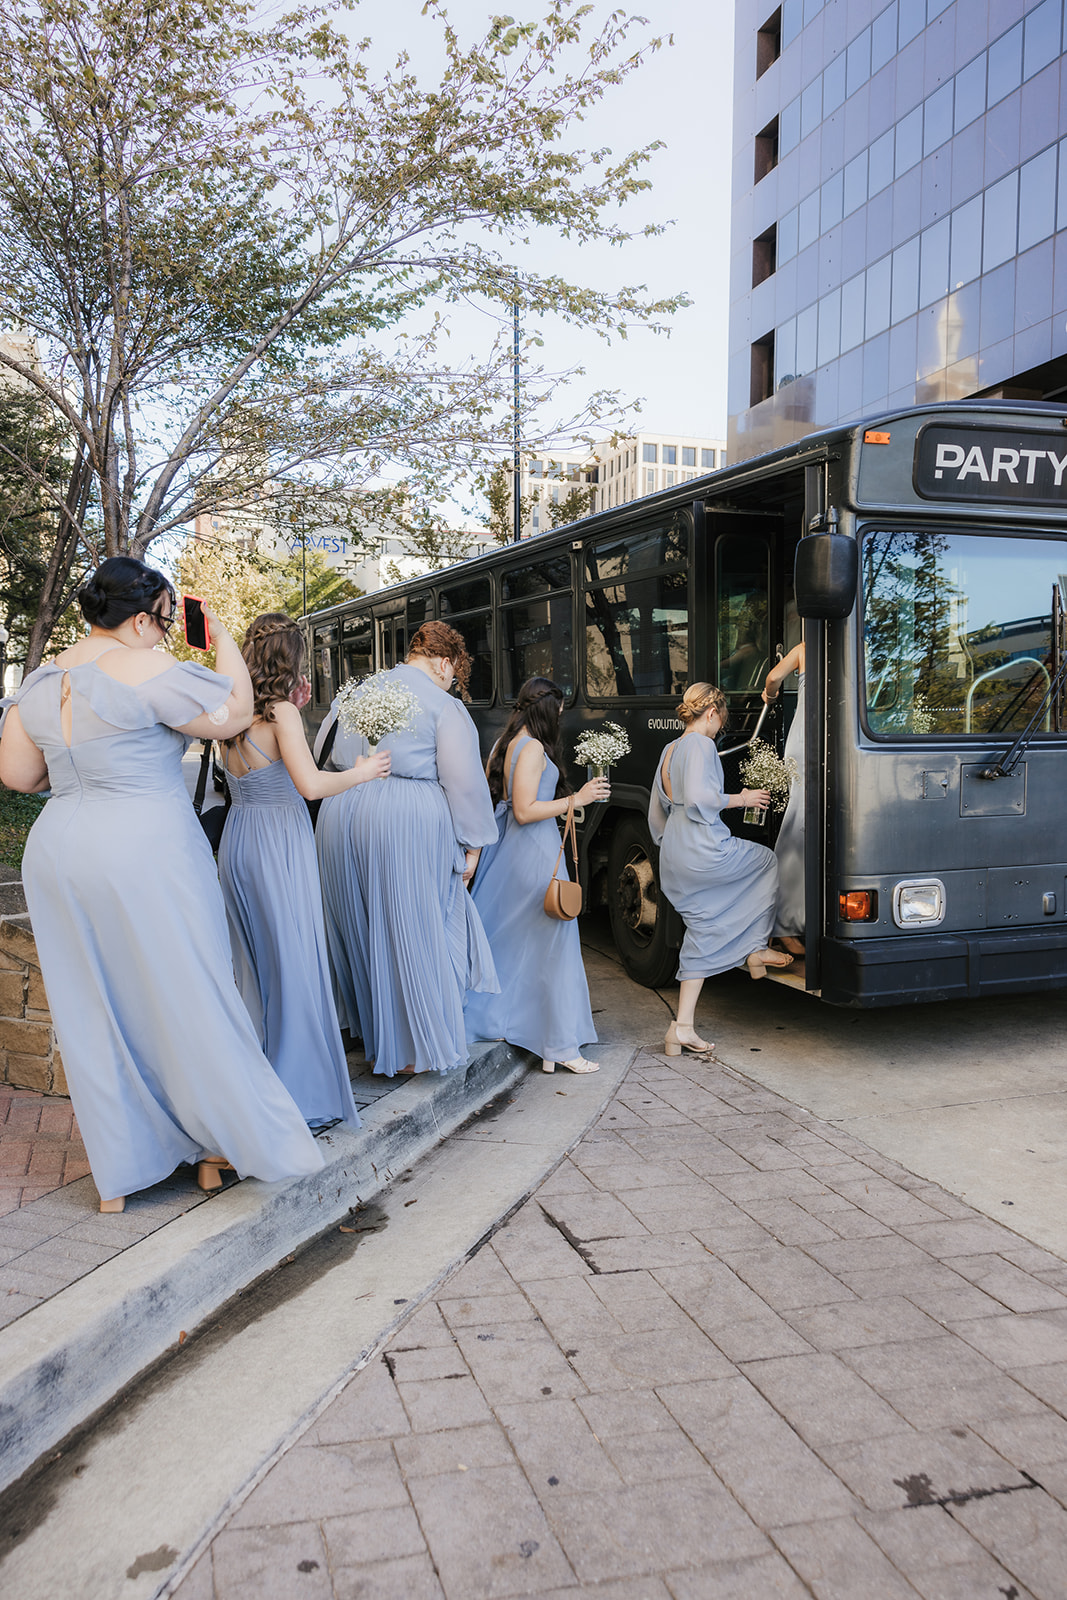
[[718, 700, 770, 756], [965, 658, 1050, 734]]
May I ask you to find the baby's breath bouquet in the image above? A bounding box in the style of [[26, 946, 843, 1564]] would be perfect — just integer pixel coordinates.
[[738, 739, 799, 825], [336, 671, 418, 753], [574, 720, 631, 779]]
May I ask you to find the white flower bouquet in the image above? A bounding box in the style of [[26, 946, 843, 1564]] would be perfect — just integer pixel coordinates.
[[738, 739, 799, 824], [336, 671, 418, 751], [575, 720, 631, 777]]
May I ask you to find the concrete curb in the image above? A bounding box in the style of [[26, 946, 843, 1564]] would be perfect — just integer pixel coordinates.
[[0, 1040, 528, 1495]]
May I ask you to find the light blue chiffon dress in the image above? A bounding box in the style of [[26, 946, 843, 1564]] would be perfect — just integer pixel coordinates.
[[14, 657, 324, 1203], [218, 735, 360, 1128], [774, 673, 805, 938], [465, 737, 597, 1062], [316, 664, 499, 1077], [649, 734, 778, 980]]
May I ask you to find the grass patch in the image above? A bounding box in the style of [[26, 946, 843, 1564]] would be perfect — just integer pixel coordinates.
[[0, 788, 45, 872]]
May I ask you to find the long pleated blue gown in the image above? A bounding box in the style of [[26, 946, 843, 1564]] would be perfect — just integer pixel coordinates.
[[465, 737, 597, 1062], [218, 735, 360, 1128], [774, 673, 805, 938], [649, 733, 778, 980], [14, 658, 324, 1203], [316, 664, 499, 1077]]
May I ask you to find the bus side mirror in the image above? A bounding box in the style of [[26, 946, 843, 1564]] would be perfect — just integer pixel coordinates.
[[795, 533, 858, 620]]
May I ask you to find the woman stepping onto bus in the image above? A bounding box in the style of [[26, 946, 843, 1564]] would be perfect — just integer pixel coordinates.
[[465, 678, 608, 1074], [649, 682, 791, 1056], [763, 640, 806, 955], [317, 622, 499, 1077], [218, 614, 387, 1128]]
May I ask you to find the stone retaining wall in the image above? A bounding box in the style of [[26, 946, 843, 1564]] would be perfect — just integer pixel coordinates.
[[0, 871, 67, 1096]]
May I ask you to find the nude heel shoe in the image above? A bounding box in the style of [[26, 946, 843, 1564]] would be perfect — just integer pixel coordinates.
[[664, 1022, 713, 1056], [746, 949, 794, 980], [542, 1057, 599, 1074], [99, 1196, 125, 1213], [197, 1156, 235, 1192]]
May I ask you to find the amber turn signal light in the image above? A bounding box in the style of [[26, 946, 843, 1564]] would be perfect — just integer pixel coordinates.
[[864, 429, 891, 444], [839, 890, 878, 921]]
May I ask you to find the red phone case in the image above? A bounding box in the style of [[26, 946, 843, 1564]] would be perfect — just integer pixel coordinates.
[[182, 594, 211, 651]]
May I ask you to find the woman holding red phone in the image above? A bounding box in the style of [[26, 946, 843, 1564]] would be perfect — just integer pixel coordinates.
[[0, 558, 324, 1212], [218, 613, 388, 1125]]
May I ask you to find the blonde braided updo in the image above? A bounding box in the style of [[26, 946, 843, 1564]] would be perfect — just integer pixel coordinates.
[[677, 682, 728, 729]]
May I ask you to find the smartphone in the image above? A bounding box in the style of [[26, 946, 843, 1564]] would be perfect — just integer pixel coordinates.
[[182, 595, 210, 651]]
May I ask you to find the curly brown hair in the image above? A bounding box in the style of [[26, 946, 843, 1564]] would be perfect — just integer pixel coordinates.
[[407, 620, 472, 698], [239, 612, 305, 724]]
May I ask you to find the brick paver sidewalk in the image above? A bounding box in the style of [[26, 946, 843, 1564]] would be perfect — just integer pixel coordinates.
[[0, 1085, 89, 1215], [172, 1046, 1067, 1599], [0, 1056, 402, 1330]]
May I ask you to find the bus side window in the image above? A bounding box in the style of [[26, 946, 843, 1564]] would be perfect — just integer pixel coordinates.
[[447, 611, 494, 703], [585, 570, 688, 698], [502, 595, 574, 698], [584, 516, 690, 700], [717, 536, 770, 693], [313, 625, 338, 705], [342, 620, 373, 683]]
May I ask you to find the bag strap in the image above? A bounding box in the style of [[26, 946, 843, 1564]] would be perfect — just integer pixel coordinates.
[[193, 739, 212, 816], [548, 797, 577, 884], [316, 716, 339, 771]]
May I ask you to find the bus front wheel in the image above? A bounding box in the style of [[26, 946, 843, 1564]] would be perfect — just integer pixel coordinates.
[[607, 815, 679, 989]]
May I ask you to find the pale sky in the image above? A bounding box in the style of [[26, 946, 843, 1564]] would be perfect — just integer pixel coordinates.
[[355, 0, 736, 446]]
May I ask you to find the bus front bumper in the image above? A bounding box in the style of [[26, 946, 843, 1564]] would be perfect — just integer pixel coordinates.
[[820, 928, 1067, 1007]]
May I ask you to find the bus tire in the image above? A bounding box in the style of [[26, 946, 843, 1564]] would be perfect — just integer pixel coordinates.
[[607, 814, 679, 989]]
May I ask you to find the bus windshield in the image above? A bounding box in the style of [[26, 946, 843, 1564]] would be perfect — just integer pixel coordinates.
[[862, 528, 1067, 737]]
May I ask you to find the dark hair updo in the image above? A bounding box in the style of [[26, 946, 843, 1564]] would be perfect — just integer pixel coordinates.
[[486, 676, 568, 806], [79, 557, 175, 630]]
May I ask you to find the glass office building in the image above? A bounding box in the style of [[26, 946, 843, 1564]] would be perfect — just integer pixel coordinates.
[[729, 0, 1067, 461]]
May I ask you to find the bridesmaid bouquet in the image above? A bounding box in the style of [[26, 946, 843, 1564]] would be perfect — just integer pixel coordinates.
[[575, 720, 631, 779], [739, 739, 799, 825], [336, 672, 418, 753]]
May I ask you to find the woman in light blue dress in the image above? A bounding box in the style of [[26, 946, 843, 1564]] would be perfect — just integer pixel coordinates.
[[649, 682, 791, 1058], [465, 678, 608, 1074], [218, 614, 388, 1127], [317, 621, 499, 1077], [763, 641, 806, 951], [0, 559, 324, 1212]]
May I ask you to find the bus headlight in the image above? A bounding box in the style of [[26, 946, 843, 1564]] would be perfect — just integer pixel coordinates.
[[892, 879, 945, 928]]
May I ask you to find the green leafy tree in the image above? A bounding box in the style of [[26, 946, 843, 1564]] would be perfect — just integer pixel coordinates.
[[0, 0, 684, 666], [167, 537, 360, 667], [0, 392, 84, 668], [546, 484, 596, 529], [480, 463, 532, 546]]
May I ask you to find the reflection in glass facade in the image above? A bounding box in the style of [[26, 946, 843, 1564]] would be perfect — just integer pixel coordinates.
[[730, 0, 1067, 460]]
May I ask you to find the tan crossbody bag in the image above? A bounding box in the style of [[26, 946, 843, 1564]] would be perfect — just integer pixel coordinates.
[[544, 798, 583, 921]]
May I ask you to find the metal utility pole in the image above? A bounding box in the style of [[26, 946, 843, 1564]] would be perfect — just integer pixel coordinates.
[[512, 289, 521, 542]]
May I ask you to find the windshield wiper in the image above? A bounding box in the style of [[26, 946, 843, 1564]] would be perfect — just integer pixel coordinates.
[[977, 654, 1067, 779]]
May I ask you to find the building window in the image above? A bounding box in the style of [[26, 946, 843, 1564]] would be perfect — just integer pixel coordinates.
[[701, 449, 716, 470], [752, 225, 777, 287], [756, 8, 781, 78], [529, 460, 542, 477], [642, 443, 657, 463], [663, 445, 677, 466], [666, 472, 675, 487], [646, 469, 655, 491], [754, 116, 779, 184], [750, 333, 775, 407], [682, 447, 696, 468]]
